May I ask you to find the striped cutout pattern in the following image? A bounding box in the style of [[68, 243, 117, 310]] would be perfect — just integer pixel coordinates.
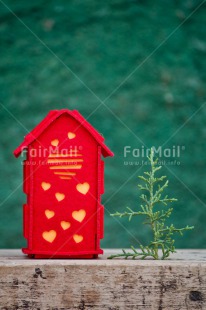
[[47, 150, 83, 180]]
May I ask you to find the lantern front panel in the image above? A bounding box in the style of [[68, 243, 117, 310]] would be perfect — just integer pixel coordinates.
[[25, 114, 100, 255]]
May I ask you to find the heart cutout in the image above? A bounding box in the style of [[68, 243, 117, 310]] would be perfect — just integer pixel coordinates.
[[42, 230, 56, 243], [76, 182, 90, 195], [51, 139, 59, 147], [41, 182, 51, 191], [55, 192, 65, 202], [72, 209, 86, 223], [68, 132, 76, 139], [73, 234, 83, 243], [61, 221, 71, 230], [45, 210, 55, 219]]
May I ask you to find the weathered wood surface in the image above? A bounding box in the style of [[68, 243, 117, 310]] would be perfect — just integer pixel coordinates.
[[0, 250, 206, 310]]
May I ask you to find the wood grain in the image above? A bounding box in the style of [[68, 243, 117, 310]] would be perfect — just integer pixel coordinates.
[[0, 249, 206, 310]]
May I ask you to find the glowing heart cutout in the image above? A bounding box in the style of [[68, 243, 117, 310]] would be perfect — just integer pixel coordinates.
[[73, 234, 83, 243], [45, 210, 55, 219], [41, 182, 51, 191], [72, 209, 86, 222], [55, 192, 65, 202], [42, 230, 56, 243], [51, 139, 59, 147], [61, 221, 71, 230], [68, 132, 76, 139], [76, 182, 90, 195]]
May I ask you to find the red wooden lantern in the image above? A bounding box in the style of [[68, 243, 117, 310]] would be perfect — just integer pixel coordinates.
[[14, 109, 114, 258]]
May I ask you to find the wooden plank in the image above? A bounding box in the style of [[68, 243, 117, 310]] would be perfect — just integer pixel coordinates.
[[0, 250, 206, 309]]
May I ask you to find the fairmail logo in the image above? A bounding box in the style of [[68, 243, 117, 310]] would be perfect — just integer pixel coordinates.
[[124, 145, 185, 158]]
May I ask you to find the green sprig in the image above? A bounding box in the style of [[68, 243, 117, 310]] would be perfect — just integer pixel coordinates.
[[109, 148, 194, 260]]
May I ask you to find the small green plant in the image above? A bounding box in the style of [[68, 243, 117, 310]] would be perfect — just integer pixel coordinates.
[[109, 148, 194, 260]]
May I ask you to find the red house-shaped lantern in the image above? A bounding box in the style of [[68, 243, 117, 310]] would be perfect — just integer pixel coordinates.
[[14, 109, 113, 258]]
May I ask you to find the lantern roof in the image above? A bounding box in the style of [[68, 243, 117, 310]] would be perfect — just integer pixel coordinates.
[[14, 109, 114, 158]]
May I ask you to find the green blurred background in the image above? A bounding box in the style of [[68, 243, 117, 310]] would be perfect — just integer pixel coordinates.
[[0, 0, 206, 249]]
